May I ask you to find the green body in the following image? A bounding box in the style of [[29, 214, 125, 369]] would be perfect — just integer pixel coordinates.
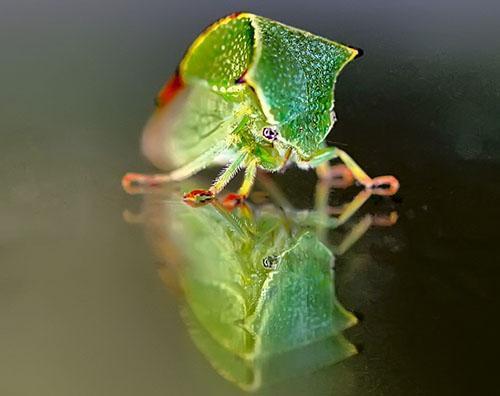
[[142, 13, 359, 171], [145, 186, 358, 391]]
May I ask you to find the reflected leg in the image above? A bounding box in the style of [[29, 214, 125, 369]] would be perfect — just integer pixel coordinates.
[[254, 171, 293, 210], [315, 182, 397, 254], [334, 215, 373, 255], [333, 210, 398, 255], [314, 181, 373, 241]]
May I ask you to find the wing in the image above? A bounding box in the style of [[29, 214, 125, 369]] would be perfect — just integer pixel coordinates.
[[144, 15, 257, 170], [142, 81, 243, 169], [179, 13, 254, 89]]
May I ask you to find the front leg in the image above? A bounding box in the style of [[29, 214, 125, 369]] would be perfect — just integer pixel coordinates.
[[183, 152, 247, 207], [302, 146, 400, 196], [222, 160, 257, 210]]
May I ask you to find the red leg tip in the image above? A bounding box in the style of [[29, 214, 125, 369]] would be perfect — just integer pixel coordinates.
[[122, 173, 151, 194], [183, 189, 215, 207], [369, 175, 400, 196], [222, 193, 246, 210], [122, 173, 169, 194], [373, 211, 399, 226]]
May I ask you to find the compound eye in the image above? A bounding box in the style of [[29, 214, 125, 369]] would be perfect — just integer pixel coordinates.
[[330, 109, 337, 124], [262, 255, 279, 270], [262, 126, 279, 142]]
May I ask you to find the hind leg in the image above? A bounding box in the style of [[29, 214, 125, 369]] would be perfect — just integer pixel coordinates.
[[122, 142, 226, 195], [304, 146, 400, 196]]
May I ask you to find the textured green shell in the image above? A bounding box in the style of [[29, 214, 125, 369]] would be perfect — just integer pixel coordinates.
[[176, 13, 359, 156]]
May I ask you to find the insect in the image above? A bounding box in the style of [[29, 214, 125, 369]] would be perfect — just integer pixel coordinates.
[[122, 13, 399, 206], [125, 174, 397, 390]]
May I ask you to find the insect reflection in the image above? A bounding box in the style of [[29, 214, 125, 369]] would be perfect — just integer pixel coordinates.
[[125, 171, 397, 391]]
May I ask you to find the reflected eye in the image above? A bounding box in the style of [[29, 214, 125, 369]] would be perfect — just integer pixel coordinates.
[[262, 255, 279, 270], [262, 126, 279, 141]]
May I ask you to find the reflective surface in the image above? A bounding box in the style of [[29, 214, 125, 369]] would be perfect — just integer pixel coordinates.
[[130, 177, 397, 392], [1, 1, 499, 395]]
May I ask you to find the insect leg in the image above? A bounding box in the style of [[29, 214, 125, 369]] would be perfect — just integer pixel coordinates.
[[222, 160, 257, 209], [314, 177, 332, 241], [304, 146, 399, 196], [122, 141, 227, 194], [334, 215, 373, 255], [307, 172, 373, 241], [238, 160, 257, 197], [334, 210, 398, 255], [315, 187, 395, 251], [183, 152, 247, 206], [315, 187, 373, 228], [330, 189, 373, 227], [210, 152, 247, 194], [315, 183, 397, 251]]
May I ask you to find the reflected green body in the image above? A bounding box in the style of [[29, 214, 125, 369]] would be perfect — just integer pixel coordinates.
[[148, 188, 357, 390]]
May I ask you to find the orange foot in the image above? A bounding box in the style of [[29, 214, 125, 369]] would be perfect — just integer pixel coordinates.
[[183, 189, 215, 207], [222, 193, 246, 210], [122, 173, 165, 194], [368, 176, 400, 196]]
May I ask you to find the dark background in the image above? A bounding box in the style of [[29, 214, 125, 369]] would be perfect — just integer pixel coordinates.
[[1, 1, 499, 395]]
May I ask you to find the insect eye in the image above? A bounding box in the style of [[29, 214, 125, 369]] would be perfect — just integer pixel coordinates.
[[262, 127, 279, 141], [330, 109, 337, 123], [262, 255, 279, 270]]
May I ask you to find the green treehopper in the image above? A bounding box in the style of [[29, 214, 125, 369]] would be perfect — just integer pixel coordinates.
[[123, 13, 399, 207]]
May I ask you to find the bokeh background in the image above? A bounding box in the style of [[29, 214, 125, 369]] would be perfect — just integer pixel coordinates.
[[1, 1, 499, 395]]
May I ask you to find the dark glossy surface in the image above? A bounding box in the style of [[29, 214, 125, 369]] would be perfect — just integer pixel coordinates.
[[1, 1, 499, 395]]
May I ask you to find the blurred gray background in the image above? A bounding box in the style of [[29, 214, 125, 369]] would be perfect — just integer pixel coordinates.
[[1, 1, 499, 395]]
